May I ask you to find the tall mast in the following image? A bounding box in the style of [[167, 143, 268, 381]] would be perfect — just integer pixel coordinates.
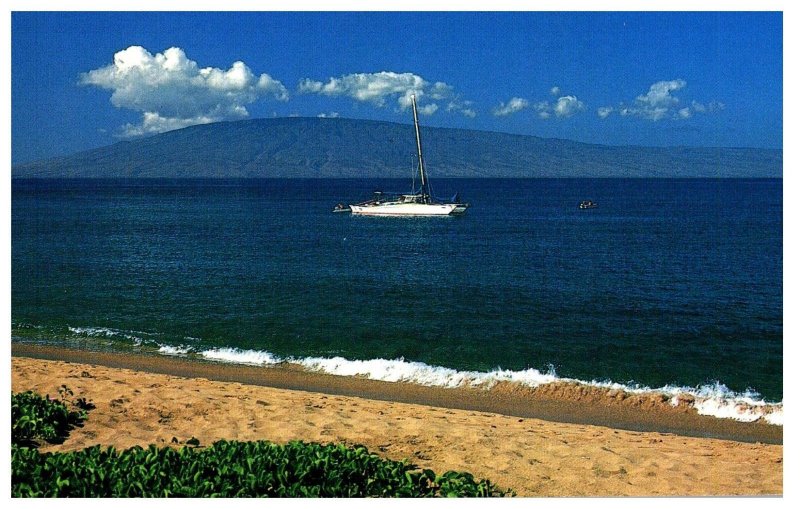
[[411, 94, 428, 197]]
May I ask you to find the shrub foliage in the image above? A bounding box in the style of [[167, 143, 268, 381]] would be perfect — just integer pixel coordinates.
[[11, 390, 87, 446], [11, 390, 511, 497], [12, 440, 510, 497]]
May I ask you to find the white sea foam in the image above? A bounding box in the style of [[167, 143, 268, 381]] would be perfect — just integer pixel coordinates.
[[68, 326, 147, 344], [158, 345, 193, 356], [296, 356, 560, 389], [666, 382, 785, 424], [298, 356, 784, 426], [56, 323, 786, 426], [763, 410, 784, 426], [297, 356, 475, 387], [199, 347, 282, 366], [580, 379, 784, 425], [170, 347, 785, 426]]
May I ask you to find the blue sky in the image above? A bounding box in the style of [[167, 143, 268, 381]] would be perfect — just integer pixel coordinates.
[[11, 10, 783, 163]]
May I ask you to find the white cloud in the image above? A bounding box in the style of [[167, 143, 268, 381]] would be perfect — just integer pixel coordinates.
[[597, 106, 614, 119], [637, 80, 685, 107], [417, 103, 439, 116], [398, 89, 421, 110], [550, 86, 561, 96], [299, 72, 426, 107], [534, 101, 551, 119], [693, 100, 725, 113], [492, 97, 529, 116], [628, 79, 686, 120], [448, 101, 476, 118], [602, 80, 724, 122], [317, 112, 340, 118], [447, 99, 476, 118], [298, 71, 472, 117], [553, 96, 585, 117], [80, 46, 288, 137], [533, 96, 585, 119], [119, 112, 216, 138], [430, 82, 454, 100]]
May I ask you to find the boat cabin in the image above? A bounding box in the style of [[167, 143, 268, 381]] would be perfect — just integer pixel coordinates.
[[400, 194, 428, 204]]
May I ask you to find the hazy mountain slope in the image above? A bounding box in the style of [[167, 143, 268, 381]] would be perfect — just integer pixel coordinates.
[[12, 117, 782, 178]]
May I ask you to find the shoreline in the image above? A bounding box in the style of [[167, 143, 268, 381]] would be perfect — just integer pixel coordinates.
[[12, 343, 782, 445], [11, 349, 783, 496]]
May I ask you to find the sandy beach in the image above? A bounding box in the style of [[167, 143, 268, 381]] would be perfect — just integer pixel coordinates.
[[11, 346, 782, 497]]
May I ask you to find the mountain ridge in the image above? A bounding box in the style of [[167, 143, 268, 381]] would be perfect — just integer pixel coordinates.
[[12, 117, 782, 178]]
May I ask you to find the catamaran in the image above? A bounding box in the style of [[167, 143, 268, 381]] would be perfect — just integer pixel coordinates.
[[348, 94, 468, 216]]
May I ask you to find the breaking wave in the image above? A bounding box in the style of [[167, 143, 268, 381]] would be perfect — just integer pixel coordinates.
[[188, 346, 783, 426], [19, 325, 783, 427]]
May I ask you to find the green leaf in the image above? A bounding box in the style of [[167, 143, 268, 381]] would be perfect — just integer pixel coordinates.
[[11, 430, 511, 497]]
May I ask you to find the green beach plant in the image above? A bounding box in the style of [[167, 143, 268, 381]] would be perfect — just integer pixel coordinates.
[[12, 439, 512, 497], [11, 389, 511, 497], [11, 390, 88, 446]]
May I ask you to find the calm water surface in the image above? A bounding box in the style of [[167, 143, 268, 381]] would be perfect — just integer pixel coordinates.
[[12, 178, 782, 402]]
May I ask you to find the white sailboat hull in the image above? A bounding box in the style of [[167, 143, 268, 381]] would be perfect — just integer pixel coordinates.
[[342, 94, 469, 217], [350, 202, 467, 216]]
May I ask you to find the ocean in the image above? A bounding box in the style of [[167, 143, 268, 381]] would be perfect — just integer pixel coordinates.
[[11, 178, 783, 424]]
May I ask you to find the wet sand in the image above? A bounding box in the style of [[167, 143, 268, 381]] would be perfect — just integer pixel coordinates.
[[11, 345, 783, 496]]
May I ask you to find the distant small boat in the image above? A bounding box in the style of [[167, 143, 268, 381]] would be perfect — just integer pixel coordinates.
[[332, 203, 351, 213], [579, 200, 598, 209]]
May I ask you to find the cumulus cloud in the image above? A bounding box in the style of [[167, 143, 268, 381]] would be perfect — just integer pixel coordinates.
[[553, 96, 586, 117], [533, 95, 585, 119], [418, 103, 439, 115], [119, 112, 213, 138], [597, 106, 614, 119], [448, 101, 476, 118], [429, 81, 454, 100], [691, 100, 707, 113], [298, 71, 472, 117], [534, 101, 551, 119], [599, 79, 724, 121], [621, 79, 686, 120], [299, 72, 424, 105], [492, 97, 529, 116], [80, 46, 288, 137], [550, 86, 561, 96], [637, 80, 685, 109]]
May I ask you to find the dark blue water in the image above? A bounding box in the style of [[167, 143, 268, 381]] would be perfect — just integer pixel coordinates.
[[11, 178, 783, 402]]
